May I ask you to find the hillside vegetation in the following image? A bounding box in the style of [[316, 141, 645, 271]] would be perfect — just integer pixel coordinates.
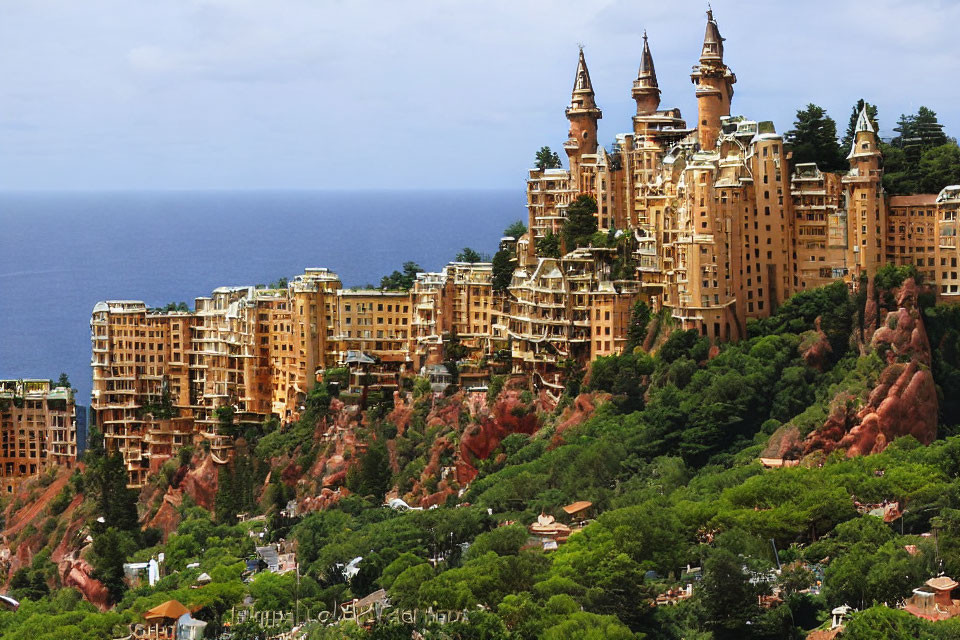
[[4, 270, 960, 639]]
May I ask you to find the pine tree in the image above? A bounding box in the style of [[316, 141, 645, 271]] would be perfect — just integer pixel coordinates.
[[914, 106, 949, 148], [562, 194, 599, 251], [537, 231, 561, 258], [492, 249, 513, 292], [456, 247, 483, 263], [215, 465, 238, 525], [94, 451, 138, 532], [785, 104, 846, 172], [534, 146, 562, 171]]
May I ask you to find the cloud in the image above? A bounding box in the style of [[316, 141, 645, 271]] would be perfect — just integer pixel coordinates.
[[0, 0, 957, 189]]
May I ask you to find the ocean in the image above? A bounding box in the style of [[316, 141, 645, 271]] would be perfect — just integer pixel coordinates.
[[0, 189, 524, 403]]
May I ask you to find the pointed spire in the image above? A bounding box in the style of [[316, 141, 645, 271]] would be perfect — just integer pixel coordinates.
[[638, 31, 657, 86], [633, 31, 661, 116], [700, 5, 725, 63], [568, 47, 600, 113], [572, 47, 595, 97], [855, 103, 876, 134]]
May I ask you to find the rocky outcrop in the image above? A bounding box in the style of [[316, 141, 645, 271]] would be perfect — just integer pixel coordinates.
[[60, 557, 110, 610], [554, 392, 609, 437], [146, 490, 183, 540], [457, 389, 540, 485], [179, 455, 218, 511], [299, 488, 344, 514], [802, 278, 938, 457], [799, 317, 832, 371]]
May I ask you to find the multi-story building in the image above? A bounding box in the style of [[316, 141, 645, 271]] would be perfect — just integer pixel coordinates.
[[791, 163, 849, 290], [937, 186, 960, 301], [411, 271, 447, 369], [0, 379, 77, 494], [887, 195, 938, 284], [521, 8, 960, 342], [505, 247, 639, 387], [92, 9, 960, 485]]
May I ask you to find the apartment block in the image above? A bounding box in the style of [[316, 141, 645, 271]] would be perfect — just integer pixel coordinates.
[[887, 195, 938, 284], [937, 186, 960, 301], [0, 379, 77, 494]]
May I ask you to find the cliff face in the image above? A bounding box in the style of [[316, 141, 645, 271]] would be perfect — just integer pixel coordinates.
[[457, 389, 540, 486], [803, 278, 938, 456], [141, 453, 220, 539], [0, 466, 110, 610]]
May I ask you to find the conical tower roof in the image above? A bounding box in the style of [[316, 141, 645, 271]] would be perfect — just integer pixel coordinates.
[[854, 103, 876, 134], [568, 47, 600, 114], [638, 31, 657, 85], [700, 7, 725, 62]]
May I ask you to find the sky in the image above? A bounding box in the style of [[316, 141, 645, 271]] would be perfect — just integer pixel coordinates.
[[1, 0, 958, 190]]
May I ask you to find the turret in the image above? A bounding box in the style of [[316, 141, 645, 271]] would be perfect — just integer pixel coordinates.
[[632, 31, 660, 116], [847, 105, 880, 162], [843, 103, 885, 278], [690, 7, 736, 150], [565, 48, 602, 174]]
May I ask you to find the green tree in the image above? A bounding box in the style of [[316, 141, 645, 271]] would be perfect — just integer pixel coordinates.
[[503, 220, 527, 239], [56, 372, 71, 389], [697, 548, 762, 639], [456, 247, 484, 263], [346, 439, 392, 502], [535, 146, 562, 171], [90, 527, 138, 603], [918, 143, 960, 193], [537, 231, 561, 258], [562, 194, 598, 251], [380, 261, 424, 290], [785, 104, 846, 172], [492, 249, 513, 292], [90, 451, 139, 532], [625, 300, 651, 352]]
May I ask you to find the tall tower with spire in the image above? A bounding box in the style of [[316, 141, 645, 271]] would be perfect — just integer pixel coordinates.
[[843, 104, 885, 277], [632, 32, 660, 118], [565, 48, 602, 178], [690, 7, 736, 150]]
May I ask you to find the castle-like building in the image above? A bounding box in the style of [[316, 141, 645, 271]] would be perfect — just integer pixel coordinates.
[[91, 9, 960, 486], [524, 9, 960, 345]]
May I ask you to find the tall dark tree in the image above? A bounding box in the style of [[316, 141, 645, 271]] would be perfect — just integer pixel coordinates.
[[492, 249, 513, 292], [785, 104, 846, 172], [92, 451, 139, 532], [215, 464, 239, 525], [884, 107, 960, 194], [534, 146, 562, 171], [841, 99, 878, 151], [562, 194, 598, 251], [624, 300, 652, 352], [91, 527, 137, 603], [914, 106, 949, 148]]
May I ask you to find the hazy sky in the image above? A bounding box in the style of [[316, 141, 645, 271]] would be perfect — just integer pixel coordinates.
[[2, 0, 958, 190]]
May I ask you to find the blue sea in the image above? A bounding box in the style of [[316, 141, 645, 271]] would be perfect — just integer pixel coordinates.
[[0, 190, 523, 403]]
